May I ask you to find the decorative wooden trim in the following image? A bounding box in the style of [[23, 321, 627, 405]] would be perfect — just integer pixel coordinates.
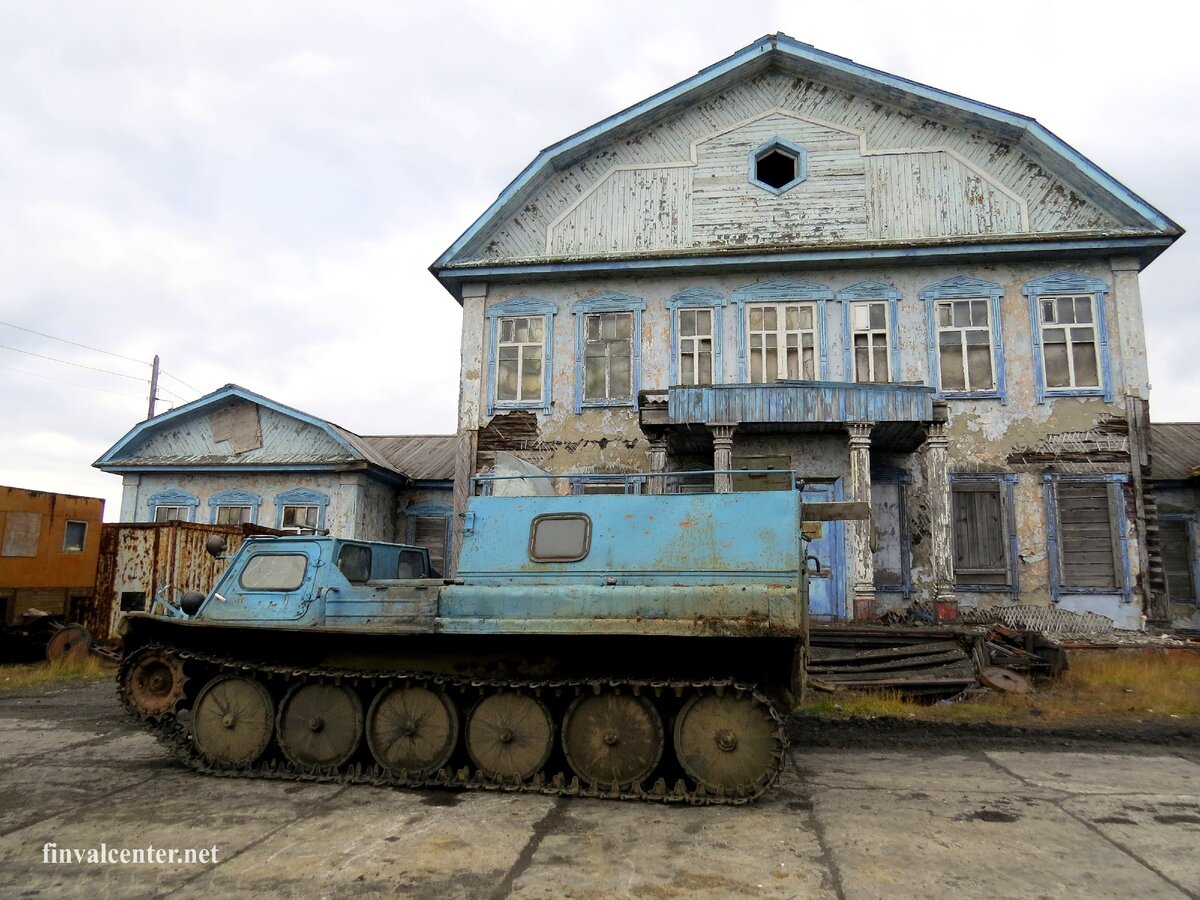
[[919, 276, 1007, 404], [572, 292, 646, 412], [1024, 273, 1113, 404], [485, 296, 557, 416], [667, 288, 726, 387], [145, 488, 198, 522]]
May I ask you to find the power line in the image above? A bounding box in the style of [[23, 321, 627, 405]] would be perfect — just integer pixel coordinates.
[[160, 369, 202, 395], [0, 344, 148, 381], [0, 364, 146, 400], [158, 384, 190, 403], [0, 319, 147, 366]]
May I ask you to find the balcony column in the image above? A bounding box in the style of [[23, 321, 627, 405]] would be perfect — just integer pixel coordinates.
[[847, 421, 875, 620], [711, 423, 736, 493], [923, 421, 957, 619], [646, 433, 668, 495]]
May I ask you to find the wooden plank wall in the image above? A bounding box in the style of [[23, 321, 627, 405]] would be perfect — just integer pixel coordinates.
[[463, 71, 1118, 262]]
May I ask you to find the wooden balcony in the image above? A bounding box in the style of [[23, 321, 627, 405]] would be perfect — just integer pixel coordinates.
[[640, 381, 945, 450]]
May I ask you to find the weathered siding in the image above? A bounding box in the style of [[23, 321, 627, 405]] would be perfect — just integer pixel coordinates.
[[119, 402, 355, 466], [461, 70, 1120, 262]]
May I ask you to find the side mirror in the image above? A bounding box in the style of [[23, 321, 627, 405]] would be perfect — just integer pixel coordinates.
[[205, 535, 228, 558], [180, 591, 206, 616]]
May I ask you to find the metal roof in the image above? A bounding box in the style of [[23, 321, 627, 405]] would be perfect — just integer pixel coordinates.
[[1151, 423, 1200, 481], [363, 435, 457, 482]]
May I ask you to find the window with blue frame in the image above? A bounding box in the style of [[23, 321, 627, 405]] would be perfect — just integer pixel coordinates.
[[572, 293, 644, 411], [1044, 475, 1129, 599], [485, 297, 557, 415], [1024, 273, 1113, 403], [837, 282, 901, 384], [667, 288, 724, 386], [951, 474, 1018, 591], [735, 278, 833, 383], [918, 276, 1006, 401]]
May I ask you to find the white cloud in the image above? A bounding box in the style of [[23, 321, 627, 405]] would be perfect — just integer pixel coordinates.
[[1, 0, 1197, 522]]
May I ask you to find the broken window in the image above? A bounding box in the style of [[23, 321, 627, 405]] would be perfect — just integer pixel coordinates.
[[936, 299, 995, 393], [62, 521, 87, 553], [496, 315, 545, 403], [1040, 294, 1101, 390], [850, 302, 890, 383], [1053, 481, 1120, 590], [952, 480, 1011, 586], [214, 505, 253, 526], [583, 311, 633, 402], [154, 506, 190, 523], [676, 308, 714, 385], [281, 505, 320, 533], [747, 303, 817, 383], [119, 591, 147, 612]]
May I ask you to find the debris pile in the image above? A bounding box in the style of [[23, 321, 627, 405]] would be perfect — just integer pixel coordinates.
[[808, 627, 979, 696]]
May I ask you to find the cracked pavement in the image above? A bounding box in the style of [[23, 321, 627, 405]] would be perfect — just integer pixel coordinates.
[[2, 681, 1198, 898]]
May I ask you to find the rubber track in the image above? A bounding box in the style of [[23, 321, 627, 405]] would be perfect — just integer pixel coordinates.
[[117, 645, 787, 806]]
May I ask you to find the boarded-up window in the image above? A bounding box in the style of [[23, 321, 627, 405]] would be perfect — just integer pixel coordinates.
[[952, 482, 1008, 586], [732, 456, 792, 493], [1056, 482, 1119, 589], [413, 516, 448, 575], [872, 481, 905, 588], [2, 512, 41, 557], [1161, 518, 1196, 601]]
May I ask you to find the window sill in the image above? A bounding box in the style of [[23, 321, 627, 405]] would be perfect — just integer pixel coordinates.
[[579, 399, 638, 410], [1043, 388, 1105, 399], [942, 391, 1004, 401], [493, 401, 549, 412], [953, 583, 1015, 592], [1055, 586, 1123, 595]]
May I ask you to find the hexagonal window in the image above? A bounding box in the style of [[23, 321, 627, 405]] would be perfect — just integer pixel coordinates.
[[749, 138, 807, 195]]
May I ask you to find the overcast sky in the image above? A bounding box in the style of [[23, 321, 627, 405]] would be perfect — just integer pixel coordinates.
[[2, 1, 1196, 520]]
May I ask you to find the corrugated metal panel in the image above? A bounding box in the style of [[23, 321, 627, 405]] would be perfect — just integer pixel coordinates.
[[667, 382, 935, 425], [1150, 423, 1200, 481], [87, 521, 282, 642], [364, 435, 457, 481]]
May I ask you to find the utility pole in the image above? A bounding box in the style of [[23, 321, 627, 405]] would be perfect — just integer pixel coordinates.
[[147, 354, 160, 419]]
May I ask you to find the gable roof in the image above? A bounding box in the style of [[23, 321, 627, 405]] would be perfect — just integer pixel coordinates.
[[363, 435, 457, 482], [95, 384, 447, 484], [1151, 423, 1200, 481], [432, 33, 1180, 298]]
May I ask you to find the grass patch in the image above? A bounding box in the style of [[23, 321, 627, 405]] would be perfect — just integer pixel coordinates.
[[801, 648, 1200, 726], [0, 655, 114, 692]]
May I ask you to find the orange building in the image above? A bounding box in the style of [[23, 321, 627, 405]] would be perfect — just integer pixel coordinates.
[[0, 486, 104, 625]]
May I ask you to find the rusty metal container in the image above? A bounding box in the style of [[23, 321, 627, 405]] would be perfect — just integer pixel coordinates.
[[88, 521, 281, 641]]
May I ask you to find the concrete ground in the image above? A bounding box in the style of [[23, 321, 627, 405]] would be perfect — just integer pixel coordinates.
[[1, 681, 1199, 899]]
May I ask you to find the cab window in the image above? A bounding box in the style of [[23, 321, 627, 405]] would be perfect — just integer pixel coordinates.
[[240, 554, 308, 591], [337, 544, 372, 583]]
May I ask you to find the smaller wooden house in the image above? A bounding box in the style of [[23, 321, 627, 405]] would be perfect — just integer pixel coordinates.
[[94, 384, 456, 571]]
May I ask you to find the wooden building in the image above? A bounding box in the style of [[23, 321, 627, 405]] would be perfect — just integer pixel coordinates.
[[431, 34, 1182, 628], [94, 384, 456, 572]]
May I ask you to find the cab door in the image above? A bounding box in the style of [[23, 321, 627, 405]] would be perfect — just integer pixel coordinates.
[[203, 542, 325, 623]]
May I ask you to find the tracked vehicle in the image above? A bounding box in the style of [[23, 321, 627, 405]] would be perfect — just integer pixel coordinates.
[[119, 475, 814, 804]]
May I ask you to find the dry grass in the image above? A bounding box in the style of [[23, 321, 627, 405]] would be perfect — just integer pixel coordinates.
[[0, 655, 113, 692], [801, 648, 1200, 726]]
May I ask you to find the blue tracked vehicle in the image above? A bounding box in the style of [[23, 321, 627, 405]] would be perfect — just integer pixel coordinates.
[[118, 477, 814, 804]]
